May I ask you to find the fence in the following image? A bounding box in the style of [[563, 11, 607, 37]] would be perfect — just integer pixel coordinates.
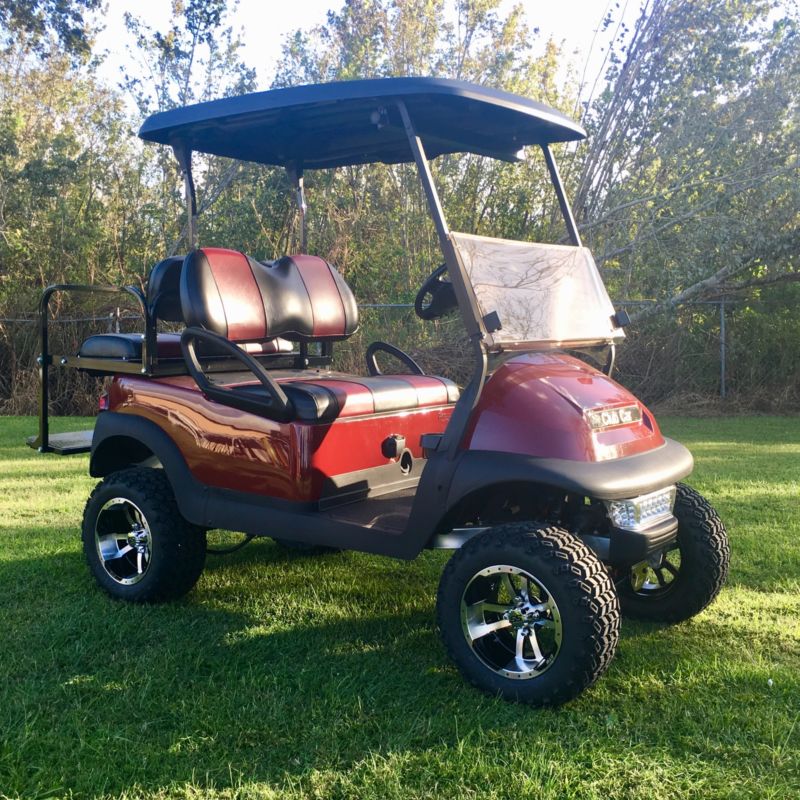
[[338, 300, 738, 403], [1, 297, 797, 415], [616, 299, 731, 399]]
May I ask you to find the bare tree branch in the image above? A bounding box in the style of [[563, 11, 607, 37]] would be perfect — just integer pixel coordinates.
[[720, 271, 800, 293]]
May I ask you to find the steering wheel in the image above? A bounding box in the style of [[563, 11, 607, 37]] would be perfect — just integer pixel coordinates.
[[414, 263, 458, 320]]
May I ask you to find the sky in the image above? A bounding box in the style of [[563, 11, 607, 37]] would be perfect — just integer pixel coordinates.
[[93, 0, 639, 95]]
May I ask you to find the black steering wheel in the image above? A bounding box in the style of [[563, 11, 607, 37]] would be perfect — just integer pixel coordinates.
[[414, 263, 458, 321]]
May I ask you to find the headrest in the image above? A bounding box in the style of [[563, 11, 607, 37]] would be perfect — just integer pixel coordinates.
[[147, 256, 185, 322], [180, 247, 359, 342]]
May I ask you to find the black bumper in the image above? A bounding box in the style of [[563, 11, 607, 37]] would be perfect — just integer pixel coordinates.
[[609, 515, 679, 563], [581, 515, 679, 565]]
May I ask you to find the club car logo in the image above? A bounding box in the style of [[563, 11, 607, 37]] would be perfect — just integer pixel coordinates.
[[585, 405, 641, 430]]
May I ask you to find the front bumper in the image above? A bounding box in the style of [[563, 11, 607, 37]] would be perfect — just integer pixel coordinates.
[[582, 514, 678, 565], [610, 515, 678, 563]]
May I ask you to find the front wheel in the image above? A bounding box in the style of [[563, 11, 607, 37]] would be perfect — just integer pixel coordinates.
[[82, 467, 207, 602], [618, 483, 730, 622], [437, 523, 620, 707]]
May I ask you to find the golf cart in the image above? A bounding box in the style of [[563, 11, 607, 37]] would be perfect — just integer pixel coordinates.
[[29, 77, 729, 706]]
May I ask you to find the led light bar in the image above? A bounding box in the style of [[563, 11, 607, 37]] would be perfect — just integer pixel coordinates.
[[606, 486, 677, 532], [585, 404, 642, 431]]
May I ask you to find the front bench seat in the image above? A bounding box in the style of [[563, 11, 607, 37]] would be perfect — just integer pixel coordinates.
[[77, 254, 291, 362], [233, 373, 460, 422], [180, 247, 459, 421]]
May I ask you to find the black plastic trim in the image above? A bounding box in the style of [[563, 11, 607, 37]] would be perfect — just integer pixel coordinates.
[[318, 457, 424, 509], [444, 439, 693, 506], [608, 515, 679, 564]]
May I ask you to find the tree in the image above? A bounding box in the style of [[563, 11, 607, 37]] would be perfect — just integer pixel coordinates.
[[574, 0, 800, 319], [0, 0, 101, 58], [0, 43, 160, 308], [121, 0, 257, 255], [267, 0, 577, 300]]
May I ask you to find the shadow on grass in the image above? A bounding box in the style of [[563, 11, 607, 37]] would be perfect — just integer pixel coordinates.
[[2, 538, 797, 798]]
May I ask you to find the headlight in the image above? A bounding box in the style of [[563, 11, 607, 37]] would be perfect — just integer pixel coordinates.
[[606, 486, 676, 531], [585, 404, 642, 430]]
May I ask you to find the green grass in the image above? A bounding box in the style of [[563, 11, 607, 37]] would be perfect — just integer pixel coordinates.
[[1, 415, 798, 800]]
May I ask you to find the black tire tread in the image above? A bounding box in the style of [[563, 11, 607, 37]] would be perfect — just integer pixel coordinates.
[[437, 522, 620, 707], [82, 467, 206, 603]]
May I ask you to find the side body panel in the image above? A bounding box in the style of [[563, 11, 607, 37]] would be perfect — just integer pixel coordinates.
[[93, 351, 693, 559], [107, 375, 453, 503]]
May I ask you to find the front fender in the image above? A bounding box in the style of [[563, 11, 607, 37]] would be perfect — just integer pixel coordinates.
[[445, 439, 693, 508], [399, 438, 692, 557]]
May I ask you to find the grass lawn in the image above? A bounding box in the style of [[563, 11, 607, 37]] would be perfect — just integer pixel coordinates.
[[0, 415, 798, 799]]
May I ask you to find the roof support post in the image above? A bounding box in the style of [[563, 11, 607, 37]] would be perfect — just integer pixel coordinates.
[[172, 144, 198, 250], [396, 102, 450, 245], [396, 101, 483, 344], [396, 99, 487, 462], [287, 166, 307, 254], [541, 144, 582, 247]]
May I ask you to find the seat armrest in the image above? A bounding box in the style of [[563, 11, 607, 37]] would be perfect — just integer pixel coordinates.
[[180, 327, 294, 422]]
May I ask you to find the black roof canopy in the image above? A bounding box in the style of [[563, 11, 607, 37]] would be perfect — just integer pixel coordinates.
[[138, 77, 586, 170]]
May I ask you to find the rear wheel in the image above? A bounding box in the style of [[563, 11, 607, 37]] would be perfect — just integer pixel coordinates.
[[82, 468, 206, 602], [618, 483, 729, 622], [437, 523, 620, 707]]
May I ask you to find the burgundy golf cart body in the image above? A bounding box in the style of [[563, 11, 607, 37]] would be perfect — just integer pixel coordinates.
[[29, 77, 728, 706]]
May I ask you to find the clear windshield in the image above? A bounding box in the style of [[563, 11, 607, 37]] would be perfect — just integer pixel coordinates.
[[450, 232, 624, 351]]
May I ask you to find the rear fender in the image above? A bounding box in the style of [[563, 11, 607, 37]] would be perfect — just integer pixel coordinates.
[[90, 412, 204, 524]]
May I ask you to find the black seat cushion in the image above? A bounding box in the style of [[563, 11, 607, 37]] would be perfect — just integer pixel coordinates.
[[228, 374, 460, 422], [78, 333, 182, 360]]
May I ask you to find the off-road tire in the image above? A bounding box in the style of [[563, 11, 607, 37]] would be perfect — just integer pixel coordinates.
[[437, 523, 620, 707], [82, 467, 206, 602], [618, 483, 729, 622]]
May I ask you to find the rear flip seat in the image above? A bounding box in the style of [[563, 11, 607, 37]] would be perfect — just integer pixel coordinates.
[[78, 332, 293, 361]]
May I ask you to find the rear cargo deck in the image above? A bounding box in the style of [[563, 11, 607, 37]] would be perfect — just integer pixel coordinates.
[[27, 429, 93, 455]]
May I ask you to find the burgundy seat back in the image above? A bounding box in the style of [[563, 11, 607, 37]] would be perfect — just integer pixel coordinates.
[[180, 247, 359, 343]]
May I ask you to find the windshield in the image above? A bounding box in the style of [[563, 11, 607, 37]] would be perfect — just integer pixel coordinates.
[[450, 232, 624, 351]]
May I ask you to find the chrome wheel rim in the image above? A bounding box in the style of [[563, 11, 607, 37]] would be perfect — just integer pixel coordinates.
[[94, 498, 152, 586], [630, 545, 682, 596], [460, 565, 563, 680]]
